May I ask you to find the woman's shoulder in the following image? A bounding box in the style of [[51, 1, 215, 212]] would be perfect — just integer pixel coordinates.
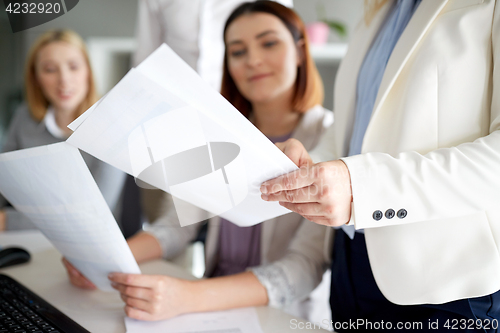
[[9, 104, 38, 126], [299, 105, 334, 132], [3, 104, 61, 152], [2, 104, 38, 152], [293, 104, 334, 151], [307, 104, 334, 127], [13, 103, 31, 119]]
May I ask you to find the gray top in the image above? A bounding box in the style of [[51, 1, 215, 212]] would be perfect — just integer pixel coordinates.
[[0, 105, 126, 230]]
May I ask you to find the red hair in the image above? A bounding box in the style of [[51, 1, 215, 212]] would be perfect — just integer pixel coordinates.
[[221, 1, 324, 118]]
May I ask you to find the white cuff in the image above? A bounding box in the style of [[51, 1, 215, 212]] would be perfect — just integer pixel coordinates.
[[250, 263, 295, 308]]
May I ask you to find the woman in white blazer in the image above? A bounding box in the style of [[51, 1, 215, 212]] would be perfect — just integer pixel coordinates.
[[65, 2, 333, 321], [261, 0, 500, 331]]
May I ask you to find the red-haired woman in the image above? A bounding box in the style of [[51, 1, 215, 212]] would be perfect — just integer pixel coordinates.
[[65, 1, 333, 321]]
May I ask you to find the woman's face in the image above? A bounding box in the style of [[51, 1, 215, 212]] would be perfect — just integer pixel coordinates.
[[35, 41, 89, 114], [225, 13, 301, 105]]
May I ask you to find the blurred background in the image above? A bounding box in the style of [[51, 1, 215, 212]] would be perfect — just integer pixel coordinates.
[[0, 0, 364, 149]]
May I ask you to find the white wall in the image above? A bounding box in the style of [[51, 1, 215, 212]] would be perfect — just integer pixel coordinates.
[[294, 0, 364, 110]]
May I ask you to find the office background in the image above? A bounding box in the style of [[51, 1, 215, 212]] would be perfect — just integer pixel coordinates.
[[0, 0, 364, 149], [0, 1, 364, 327]]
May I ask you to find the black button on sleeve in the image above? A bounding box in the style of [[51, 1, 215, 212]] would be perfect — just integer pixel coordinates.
[[373, 210, 383, 221], [397, 209, 407, 219], [385, 209, 395, 219]]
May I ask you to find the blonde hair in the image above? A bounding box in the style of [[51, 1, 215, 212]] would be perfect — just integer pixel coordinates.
[[24, 30, 98, 122], [364, 0, 389, 26]]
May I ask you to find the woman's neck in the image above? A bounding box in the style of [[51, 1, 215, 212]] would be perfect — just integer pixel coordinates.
[[52, 107, 75, 135], [251, 95, 301, 138]]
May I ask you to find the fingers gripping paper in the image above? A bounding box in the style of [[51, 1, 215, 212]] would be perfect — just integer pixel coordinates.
[[67, 44, 298, 227], [0, 143, 140, 291]]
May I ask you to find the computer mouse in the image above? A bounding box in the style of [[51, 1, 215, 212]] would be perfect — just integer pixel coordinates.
[[0, 247, 31, 269]]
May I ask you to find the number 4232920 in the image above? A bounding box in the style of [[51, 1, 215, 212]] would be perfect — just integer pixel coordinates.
[[5, 2, 62, 14]]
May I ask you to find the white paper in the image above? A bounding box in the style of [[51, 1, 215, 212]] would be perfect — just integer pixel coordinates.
[[125, 307, 264, 333], [0, 142, 140, 291], [67, 44, 298, 227], [67, 95, 103, 131]]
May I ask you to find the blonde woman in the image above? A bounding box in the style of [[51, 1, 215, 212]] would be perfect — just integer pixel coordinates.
[[0, 30, 126, 231]]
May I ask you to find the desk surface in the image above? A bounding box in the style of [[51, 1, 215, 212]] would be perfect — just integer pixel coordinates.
[[0, 230, 328, 333]]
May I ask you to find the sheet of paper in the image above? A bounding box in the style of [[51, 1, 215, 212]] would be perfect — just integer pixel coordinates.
[[125, 307, 264, 333], [0, 142, 140, 291], [135, 44, 297, 172], [67, 94, 106, 131], [67, 44, 299, 227]]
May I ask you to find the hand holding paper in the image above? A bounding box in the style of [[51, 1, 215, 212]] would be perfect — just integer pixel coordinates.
[[67, 44, 299, 227], [0, 143, 140, 291]]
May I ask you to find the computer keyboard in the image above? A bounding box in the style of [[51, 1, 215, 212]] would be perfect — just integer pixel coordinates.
[[0, 274, 89, 333]]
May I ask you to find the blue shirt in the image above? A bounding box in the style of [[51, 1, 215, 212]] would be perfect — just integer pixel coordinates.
[[343, 0, 422, 239]]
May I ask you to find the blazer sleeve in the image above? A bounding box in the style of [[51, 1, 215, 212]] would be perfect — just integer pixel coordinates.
[[340, 3, 500, 230], [250, 220, 329, 308]]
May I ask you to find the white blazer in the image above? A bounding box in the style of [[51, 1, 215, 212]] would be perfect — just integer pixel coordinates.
[[311, 0, 500, 305]]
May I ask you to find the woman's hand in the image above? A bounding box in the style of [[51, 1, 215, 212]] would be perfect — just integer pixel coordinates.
[[108, 272, 192, 321], [61, 257, 97, 290], [61, 232, 162, 291], [261, 160, 352, 227]]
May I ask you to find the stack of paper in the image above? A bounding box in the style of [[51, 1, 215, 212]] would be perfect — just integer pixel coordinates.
[[67, 44, 297, 227]]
